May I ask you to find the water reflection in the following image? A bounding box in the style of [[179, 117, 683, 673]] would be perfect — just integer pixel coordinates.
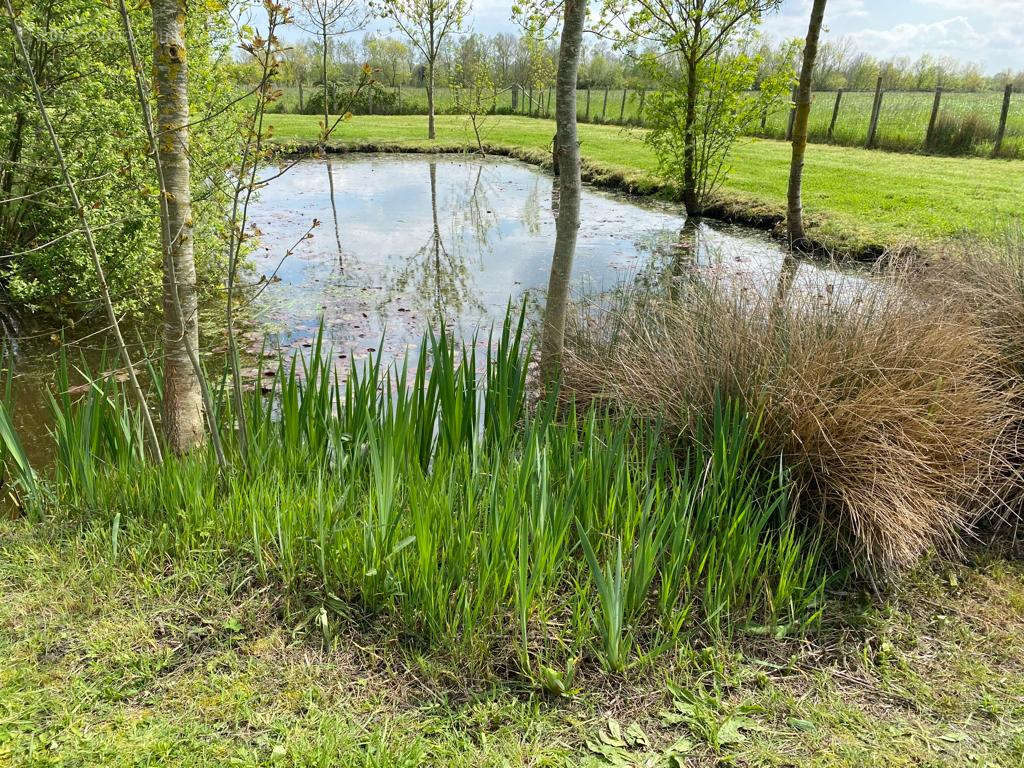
[[386, 162, 484, 327], [246, 153, 807, 367], [325, 158, 344, 267]]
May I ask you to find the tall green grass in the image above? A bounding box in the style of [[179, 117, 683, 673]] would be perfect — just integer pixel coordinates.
[[2, 315, 825, 679]]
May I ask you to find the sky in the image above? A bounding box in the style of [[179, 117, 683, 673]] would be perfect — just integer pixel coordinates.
[[270, 0, 1023, 74], [453, 0, 1023, 74]]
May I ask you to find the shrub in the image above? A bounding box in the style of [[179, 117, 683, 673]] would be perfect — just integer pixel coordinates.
[[562, 266, 1023, 575]]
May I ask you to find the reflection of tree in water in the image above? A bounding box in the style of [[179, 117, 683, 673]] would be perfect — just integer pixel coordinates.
[[625, 216, 702, 298], [325, 157, 344, 268], [520, 177, 544, 236], [386, 161, 488, 325], [459, 164, 499, 253]]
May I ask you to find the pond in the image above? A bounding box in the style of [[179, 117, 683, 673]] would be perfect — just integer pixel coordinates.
[[6, 152, 847, 466], [244, 153, 827, 365]]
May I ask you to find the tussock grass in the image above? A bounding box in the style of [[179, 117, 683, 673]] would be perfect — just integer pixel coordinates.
[[562, 267, 1024, 575]]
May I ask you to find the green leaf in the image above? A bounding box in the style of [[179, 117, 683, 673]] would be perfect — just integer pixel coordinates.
[[716, 715, 756, 747], [600, 719, 626, 747], [624, 722, 648, 748], [788, 717, 815, 732]]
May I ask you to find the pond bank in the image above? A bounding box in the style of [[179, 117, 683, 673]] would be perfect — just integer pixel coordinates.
[[279, 140, 878, 262], [3, 516, 1022, 767], [266, 114, 1024, 261]]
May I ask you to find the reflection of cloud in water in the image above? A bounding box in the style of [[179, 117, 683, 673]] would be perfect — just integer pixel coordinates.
[[246, 153, 848, 370]]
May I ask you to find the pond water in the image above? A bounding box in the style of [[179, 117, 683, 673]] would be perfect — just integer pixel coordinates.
[[244, 153, 831, 366], [6, 152, 852, 467]]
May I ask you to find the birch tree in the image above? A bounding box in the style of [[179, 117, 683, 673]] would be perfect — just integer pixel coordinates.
[[786, 0, 827, 249], [539, 0, 586, 384], [295, 0, 369, 147], [152, 0, 205, 452], [379, 0, 470, 139]]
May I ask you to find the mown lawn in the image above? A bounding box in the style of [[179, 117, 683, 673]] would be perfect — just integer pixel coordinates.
[[2, 517, 1023, 767], [267, 113, 1024, 256]]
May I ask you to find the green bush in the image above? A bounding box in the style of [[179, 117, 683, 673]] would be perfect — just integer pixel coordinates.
[[0, 0, 242, 320]]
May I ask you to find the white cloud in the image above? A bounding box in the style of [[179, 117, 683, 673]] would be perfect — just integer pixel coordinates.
[[847, 15, 986, 58]]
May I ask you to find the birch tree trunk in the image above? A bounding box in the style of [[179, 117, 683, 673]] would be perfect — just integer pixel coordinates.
[[152, 0, 205, 452], [786, 0, 827, 249], [540, 0, 586, 385]]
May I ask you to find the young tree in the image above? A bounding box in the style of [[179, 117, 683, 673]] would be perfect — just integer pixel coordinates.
[[295, 0, 368, 146], [786, 0, 827, 249], [379, 0, 470, 139], [365, 35, 412, 86], [450, 47, 500, 153], [644, 47, 788, 213], [539, 0, 587, 384], [152, 0, 206, 452], [604, 0, 782, 214]]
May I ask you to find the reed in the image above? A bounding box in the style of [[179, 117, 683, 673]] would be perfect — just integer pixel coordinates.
[[1, 312, 825, 679]]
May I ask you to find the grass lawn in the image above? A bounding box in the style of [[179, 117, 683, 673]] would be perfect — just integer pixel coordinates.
[[267, 113, 1024, 257], [3, 517, 1023, 767]]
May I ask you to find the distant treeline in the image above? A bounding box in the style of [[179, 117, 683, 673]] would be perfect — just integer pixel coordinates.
[[237, 32, 1024, 97]]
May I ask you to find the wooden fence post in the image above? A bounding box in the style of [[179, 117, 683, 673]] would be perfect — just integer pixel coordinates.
[[511, 84, 518, 112], [529, 86, 534, 115], [827, 88, 843, 140], [619, 88, 627, 122], [993, 83, 1013, 157], [585, 87, 591, 120], [637, 88, 645, 123], [602, 86, 609, 120], [866, 76, 884, 148], [924, 86, 942, 149], [785, 86, 797, 140]]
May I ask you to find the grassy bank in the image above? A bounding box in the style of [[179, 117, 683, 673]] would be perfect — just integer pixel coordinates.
[[3, 517, 1023, 767], [266, 113, 1024, 259]]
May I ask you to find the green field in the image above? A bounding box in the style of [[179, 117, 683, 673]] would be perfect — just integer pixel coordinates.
[[267, 113, 1024, 256], [276, 85, 1024, 158], [758, 89, 1024, 158]]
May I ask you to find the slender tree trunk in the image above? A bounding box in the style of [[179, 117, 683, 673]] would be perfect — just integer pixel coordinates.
[[322, 27, 329, 142], [681, 53, 699, 215], [786, 0, 827, 249], [117, 0, 226, 470], [152, 0, 204, 452], [427, 57, 436, 139], [540, 0, 586, 385]]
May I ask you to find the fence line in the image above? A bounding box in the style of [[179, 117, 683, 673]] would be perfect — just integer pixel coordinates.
[[283, 81, 1021, 158]]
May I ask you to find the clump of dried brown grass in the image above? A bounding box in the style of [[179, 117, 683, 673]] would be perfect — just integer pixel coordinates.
[[563, 264, 1023, 576]]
